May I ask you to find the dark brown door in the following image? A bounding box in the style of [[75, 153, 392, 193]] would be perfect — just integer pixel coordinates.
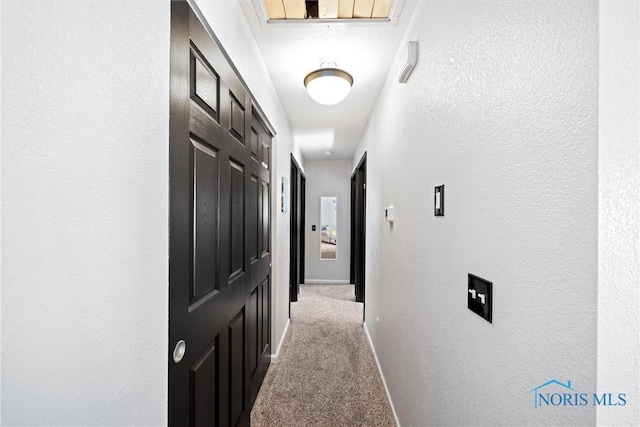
[[289, 159, 298, 302], [299, 175, 306, 286], [352, 153, 367, 304], [247, 112, 272, 406], [350, 174, 356, 285], [169, 2, 271, 426], [289, 156, 305, 303]]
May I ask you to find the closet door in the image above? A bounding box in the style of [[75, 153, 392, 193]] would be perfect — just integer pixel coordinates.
[[169, 2, 272, 425]]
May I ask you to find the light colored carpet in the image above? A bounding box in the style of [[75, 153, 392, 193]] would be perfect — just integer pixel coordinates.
[[251, 284, 395, 427]]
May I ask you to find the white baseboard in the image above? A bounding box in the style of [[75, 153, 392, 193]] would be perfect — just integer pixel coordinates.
[[363, 323, 401, 427], [271, 319, 290, 362], [304, 280, 351, 284]]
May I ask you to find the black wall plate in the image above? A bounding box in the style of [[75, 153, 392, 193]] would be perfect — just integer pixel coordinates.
[[468, 274, 492, 323], [435, 185, 444, 216]]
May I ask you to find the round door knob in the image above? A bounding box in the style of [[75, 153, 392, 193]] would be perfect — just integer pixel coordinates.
[[173, 340, 186, 363]]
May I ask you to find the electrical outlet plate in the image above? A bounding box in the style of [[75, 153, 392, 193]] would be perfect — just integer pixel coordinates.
[[468, 274, 492, 323]]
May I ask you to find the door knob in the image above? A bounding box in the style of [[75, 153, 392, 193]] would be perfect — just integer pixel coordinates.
[[173, 340, 186, 363]]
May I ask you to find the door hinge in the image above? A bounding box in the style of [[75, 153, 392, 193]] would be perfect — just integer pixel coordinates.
[[363, 183, 366, 190]]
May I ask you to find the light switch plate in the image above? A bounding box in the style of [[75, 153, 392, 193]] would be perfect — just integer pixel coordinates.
[[434, 185, 444, 216], [468, 274, 492, 323]]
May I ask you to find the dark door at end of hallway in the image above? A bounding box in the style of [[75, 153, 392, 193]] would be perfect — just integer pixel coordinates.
[[169, 2, 272, 425], [351, 153, 366, 304]]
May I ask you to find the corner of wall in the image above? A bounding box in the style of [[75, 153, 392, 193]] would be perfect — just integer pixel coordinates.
[[597, 1, 640, 425]]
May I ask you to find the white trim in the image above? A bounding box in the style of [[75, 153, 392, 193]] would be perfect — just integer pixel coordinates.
[[271, 319, 290, 361], [304, 280, 351, 284], [363, 323, 401, 427]]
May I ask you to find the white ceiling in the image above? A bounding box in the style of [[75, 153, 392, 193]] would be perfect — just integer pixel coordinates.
[[239, 0, 417, 160]]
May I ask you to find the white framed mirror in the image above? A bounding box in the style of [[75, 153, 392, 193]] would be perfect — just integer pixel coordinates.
[[320, 196, 337, 260]]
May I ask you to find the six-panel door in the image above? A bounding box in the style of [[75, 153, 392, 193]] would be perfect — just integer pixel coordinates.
[[169, 3, 272, 426]]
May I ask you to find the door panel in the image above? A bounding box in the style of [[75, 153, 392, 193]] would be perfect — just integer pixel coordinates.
[[262, 181, 270, 256], [229, 93, 245, 144], [190, 45, 220, 122], [229, 310, 245, 427], [250, 129, 259, 161], [261, 142, 270, 170], [261, 277, 270, 355], [229, 160, 245, 281], [189, 339, 218, 427], [191, 138, 220, 303], [170, 2, 272, 426], [249, 176, 260, 262], [249, 286, 259, 376]]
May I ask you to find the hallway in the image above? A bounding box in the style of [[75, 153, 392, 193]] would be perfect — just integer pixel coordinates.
[[2, 1, 639, 426], [251, 284, 394, 426]]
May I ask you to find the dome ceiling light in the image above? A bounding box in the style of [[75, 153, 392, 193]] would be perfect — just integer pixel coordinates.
[[304, 62, 353, 106]]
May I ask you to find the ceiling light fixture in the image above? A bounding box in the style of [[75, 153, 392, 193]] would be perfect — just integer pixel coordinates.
[[304, 62, 353, 106]]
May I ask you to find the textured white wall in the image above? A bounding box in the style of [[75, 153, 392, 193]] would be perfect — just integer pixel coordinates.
[[0, 3, 4, 422], [597, 1, 640, 425], [304, 160, 351, 283], [193, 0, 300, 357], [354, 1, 599, 425], [0, 3, 4, 423], [1, 2, 170, 425]]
